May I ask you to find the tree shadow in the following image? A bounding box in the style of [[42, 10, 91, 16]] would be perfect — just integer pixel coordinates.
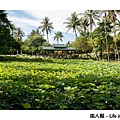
[[0, 56, 54, 63]]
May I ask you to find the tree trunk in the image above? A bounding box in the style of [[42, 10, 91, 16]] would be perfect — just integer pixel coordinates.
[[57, 39, 59, 44], [90, 21, 98, 61], [113, 22, 120, 61], [74, 28, 78, 39], [84, 26, 87, 36], [95, 51, 99, 60], [47, 33, 49, 44], [90, 21, 94, 48], [104, 12, 110, 62], [115, 41, 119, 60], [100, 39, 103, 60]]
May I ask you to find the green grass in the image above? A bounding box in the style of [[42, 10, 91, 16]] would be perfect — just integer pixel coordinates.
[[0, 56, 120, 109]]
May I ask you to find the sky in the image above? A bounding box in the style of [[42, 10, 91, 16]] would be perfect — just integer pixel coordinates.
[[2, 0, 118, 45], [6, 10, 85, 44]]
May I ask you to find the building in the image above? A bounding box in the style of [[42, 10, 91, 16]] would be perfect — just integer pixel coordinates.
[[42, 44, 76, 58]]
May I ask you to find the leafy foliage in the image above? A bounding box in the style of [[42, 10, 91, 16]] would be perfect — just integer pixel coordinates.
[[39, 17, 54, 43], [63, 12, 81, 39], [0, 25, 21, 54], [0, 57, 120, 110], [53, 31, 64, 44], [72, 36, 92, 52]]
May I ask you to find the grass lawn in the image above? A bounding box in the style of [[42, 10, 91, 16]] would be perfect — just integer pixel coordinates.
[[0, 56, 120, 109]]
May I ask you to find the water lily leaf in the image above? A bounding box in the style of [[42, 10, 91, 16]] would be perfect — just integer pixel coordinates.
[[22, 103, 31, 109]]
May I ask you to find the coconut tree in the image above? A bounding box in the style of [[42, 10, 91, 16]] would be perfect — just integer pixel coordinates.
[[79, 10, 101, 47], [79, 17, 89, 36], [15, 27, 25, 42], [100, 10, 111, 62], [107, 10, 120, 61], [28, 28, 43, 38], [39, 17, 53, 43], [53, 31, 64, 44], [63, 12, 81, 39]]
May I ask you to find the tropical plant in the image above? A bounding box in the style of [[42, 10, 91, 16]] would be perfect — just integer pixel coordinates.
[[63, 12, 81, 39], [72, 36, 92, 52], [30, 35, 46, 47], [79, 17, 89, 36], [39, 17, 53, 43], [28, 28, 43, 38], [22, 29, 46, 55], [79, 10, 100, 47], [92, 21, 113, 60], [107, 10, 120, 60], [53, 31, 64, 44], [66, 41, 72, 46], [15, 27, 25, 42], [100, 10, 110, 62]]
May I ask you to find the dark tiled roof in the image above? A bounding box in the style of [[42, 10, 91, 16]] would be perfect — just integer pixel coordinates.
[[42, 44, 76, 51], [52, 44, 66, 48]]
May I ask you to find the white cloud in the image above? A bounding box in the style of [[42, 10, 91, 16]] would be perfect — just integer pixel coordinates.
[[7, 10, 84, 44], [8, 10, 84, 33], [23, 10, 84, 33], [8, 16, 39, 27]]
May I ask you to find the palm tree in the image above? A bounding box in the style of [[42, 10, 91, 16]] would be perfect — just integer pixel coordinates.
[[0, 10, 11, 27], [107, 10, 120, 60], [63, 12, 81, 39], [79, 10, 100, 47], [102, 11, 110, 62], [79, 17, 89, 36], [15, 27, 25, 42], [39, 17, 53, 43], [28, 28, 43, 38], [53, 31, 64, 44]]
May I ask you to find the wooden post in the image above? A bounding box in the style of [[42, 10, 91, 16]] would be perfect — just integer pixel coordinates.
[[62, 51, 63, 58], [115, 49, 117, 61], [66, 51, 67, 58]]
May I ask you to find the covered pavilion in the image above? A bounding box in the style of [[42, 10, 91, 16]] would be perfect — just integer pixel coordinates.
[[42, 44, 76, 58]]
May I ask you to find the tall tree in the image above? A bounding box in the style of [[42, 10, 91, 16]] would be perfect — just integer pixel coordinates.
[[39, 17, 53, 43], [79, 10, 100, 47], [72, 36, 91, 52], [107, 10, 120, 60], [30, 35, 46, 47], [53, 31, 64, 44], [15, 27, 25, 42], [10, 23, 17, 37], [0, 10, 11, 27], [105, 12, 110, 62], [79, 17, 89, 36], [101, 10, 118, 62], [93, 21, 113, 60], [63, 12, 81, 39], [27, 28, 43, 38]]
